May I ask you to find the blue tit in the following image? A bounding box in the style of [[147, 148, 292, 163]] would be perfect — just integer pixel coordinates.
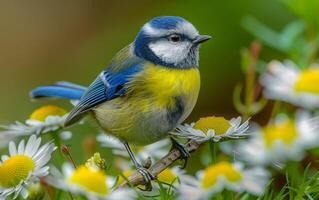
[[31, 16, 211, 187]]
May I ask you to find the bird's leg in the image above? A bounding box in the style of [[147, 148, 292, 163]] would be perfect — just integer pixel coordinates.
[[170, 137, 190, 169], [123, 141, 154, 191]]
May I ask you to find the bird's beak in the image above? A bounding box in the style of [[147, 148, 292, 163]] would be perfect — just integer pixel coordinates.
[[193, 35, 212, 44]]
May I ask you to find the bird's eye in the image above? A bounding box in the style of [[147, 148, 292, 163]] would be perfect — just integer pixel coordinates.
[[168, 34, 181, 43]]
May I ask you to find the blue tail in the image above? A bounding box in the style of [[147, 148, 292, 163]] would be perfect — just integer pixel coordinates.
[[30, 81, 87, 100]]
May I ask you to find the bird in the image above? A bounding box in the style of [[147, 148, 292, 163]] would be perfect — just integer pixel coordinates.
[[31, 16, 211, 189]]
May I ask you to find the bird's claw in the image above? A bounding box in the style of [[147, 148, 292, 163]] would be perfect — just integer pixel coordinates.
[[136, 165, 154, 191], [171, 138, 190, 169]]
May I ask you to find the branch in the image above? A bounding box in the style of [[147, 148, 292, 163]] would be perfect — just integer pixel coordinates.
[[118, 139, 203, 188]]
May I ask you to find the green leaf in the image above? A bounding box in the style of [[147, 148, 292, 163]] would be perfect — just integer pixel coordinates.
[[241, 16, 285, 52], [279, 20, 305, 50]]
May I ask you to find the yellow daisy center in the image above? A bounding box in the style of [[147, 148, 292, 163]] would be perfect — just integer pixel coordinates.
[[30, 105, 67, 122], [68, 166, 109, 195], [201, 162, 242, 189], [194, 116, 231, 135], [157, 168, 178, 184], [262, 120, 297, 148], [0, 155, 35, 188], [294, 68, 319, 94]]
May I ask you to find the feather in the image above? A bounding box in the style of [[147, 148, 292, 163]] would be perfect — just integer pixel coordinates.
[[107, 44, 143, 72], [30, 82, 86, 100], [54, 81, 87, 91], [65, 64, 143, 126]]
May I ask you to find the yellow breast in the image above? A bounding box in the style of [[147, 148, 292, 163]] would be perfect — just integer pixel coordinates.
[[127, 63, 201, 109]]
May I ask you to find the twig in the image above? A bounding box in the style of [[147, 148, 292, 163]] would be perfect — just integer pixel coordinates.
[[118, 139, 203, 188]]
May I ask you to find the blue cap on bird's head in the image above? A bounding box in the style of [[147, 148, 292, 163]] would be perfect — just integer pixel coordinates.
[[133, 16, 211, 69]]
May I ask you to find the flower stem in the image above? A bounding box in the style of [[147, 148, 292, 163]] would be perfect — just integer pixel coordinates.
[[209, 139, 217, 164], [50, 130, 61, 148]]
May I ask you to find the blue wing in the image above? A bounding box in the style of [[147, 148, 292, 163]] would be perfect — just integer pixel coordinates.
[[65, 63, 143, 126]]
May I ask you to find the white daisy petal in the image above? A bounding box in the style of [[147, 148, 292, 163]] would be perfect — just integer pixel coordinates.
[[27, 137, 42, 157], [9, 141, 17, 156], [17, 140, 25, 155], [24, 135, 37, 156]]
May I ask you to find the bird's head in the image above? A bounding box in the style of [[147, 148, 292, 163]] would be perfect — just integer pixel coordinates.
[[133, 16, 211, 69]]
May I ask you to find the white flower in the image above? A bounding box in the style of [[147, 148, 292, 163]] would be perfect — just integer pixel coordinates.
[[236, 110, 319, 165], [177, 161, 270, 200], [0, 135, 56, 199], [172, 116, 249, 142], [260, 60, 319, 108], [25, 116, 66, 134], [0, 105, 70, 146], [97, 134, 170, 162], [47, 163, 135, 200]]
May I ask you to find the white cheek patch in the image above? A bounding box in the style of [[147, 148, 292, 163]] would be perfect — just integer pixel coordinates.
[[149, 40, 191, 65]]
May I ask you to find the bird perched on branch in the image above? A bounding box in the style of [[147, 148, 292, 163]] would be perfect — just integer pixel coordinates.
[[31, 16, 211, 189]]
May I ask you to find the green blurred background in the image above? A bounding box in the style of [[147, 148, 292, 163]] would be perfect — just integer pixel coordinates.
[[0, 0, 295, 122], [0, 0, 300, 166]]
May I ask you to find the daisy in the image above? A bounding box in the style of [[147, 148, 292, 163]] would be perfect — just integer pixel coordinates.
[[0, 105, 70, 145], [260, 60, 319, 108], [236, 110, 319, 165], [97, 134, 170, 161], [172, 116, 249, 142], [0, 135, 56, 199], [48, 163, 135, 200], [177, 161, 270, 200]]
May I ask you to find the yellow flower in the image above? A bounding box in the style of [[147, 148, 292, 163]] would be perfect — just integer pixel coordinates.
[[294, 68, 319, 94], [201, 162, 242, 189], [67, 165, 109, 195], [262, 120, 297, 148], [194, 116, 231, 135], [30, 105, 67, 122], [0, 155, 35, 188]]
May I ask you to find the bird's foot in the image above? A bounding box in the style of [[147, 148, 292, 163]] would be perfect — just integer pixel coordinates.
[[136, 165, 155, 191], [171, 138, 190, 169]]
